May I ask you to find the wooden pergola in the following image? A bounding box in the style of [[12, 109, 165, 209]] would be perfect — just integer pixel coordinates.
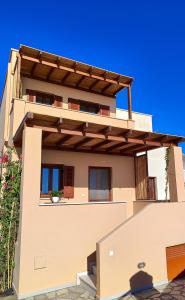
[[18, 45, 133, 119], [13, 113, 185, 156]]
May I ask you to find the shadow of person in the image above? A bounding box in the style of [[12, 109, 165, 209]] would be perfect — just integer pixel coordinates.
[[130, 270, 161, 299]]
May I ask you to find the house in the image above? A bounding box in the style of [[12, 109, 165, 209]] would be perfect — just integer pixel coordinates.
[[0, 45, 185, 300]]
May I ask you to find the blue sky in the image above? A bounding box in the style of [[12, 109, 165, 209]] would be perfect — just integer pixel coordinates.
[[0, 0, 185, 150]]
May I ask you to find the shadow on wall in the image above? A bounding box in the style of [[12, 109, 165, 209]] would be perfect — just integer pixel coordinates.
[[128, 270, 185, 299], [129, 270, 161, 298]]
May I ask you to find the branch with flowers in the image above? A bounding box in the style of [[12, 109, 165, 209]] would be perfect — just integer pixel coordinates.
[[0, 147, 21, 294]]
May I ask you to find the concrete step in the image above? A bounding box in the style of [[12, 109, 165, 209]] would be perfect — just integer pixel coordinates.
[[80, 274, 97, 297]]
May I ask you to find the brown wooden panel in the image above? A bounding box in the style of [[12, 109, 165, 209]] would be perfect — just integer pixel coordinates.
[[64, 166, 74, 198], [26, 89, 36, 102], [68, 99, 80, 110], [100, 105, 110, 116], [166, 244, 185, 280], [54, 96, 63, 107], [147, 177, 157, 200], [135, 154, 148, 200]]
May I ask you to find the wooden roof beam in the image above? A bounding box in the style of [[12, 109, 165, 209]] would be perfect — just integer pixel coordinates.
[[101, 83, 112, 93], [89, 79, 99, 90], [91, 139, 111, 150], [61, 71, 71, 84], [47, 67, 55, 80], [107, 142, 128, 152], [73, 137, 92, 149], [121, 144, 147, 154], [20, 54, 131, 87], [56, 135, 73, 147], [100, 126, 112, 137], [76, 75, 85, 87], [122, 129, 133, 138], [42, 131, 51, 142], [137, 132, 152, 140]]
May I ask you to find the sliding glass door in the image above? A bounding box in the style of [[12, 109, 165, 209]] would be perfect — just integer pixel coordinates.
[[89, 167, 111, 201]]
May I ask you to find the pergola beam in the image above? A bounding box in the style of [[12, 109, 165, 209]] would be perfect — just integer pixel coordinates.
[[73, 137, 92, 149], [91, 139, 112, 150], [20, 54, 130, 88], [56, 135, 73, 147], [30, 124, 176, 148], [76, 75, 85, 87], [107, 142, 128, 152]]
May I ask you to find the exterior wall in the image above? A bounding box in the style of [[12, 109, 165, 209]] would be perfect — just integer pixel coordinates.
[[13, 126, 128, 299], [21, 77, 116, 117], [0, 50, 18, 151], [147, 148, 169, 200], [41, 149, 136, 216], [97, 201, 185, 300], [168, 146, 185, 202], [116, 108, 153, 132], [182, 154, 185, 182]]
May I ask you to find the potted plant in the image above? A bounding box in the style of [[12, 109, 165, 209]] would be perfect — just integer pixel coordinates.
[[51, 191, 60, 203]]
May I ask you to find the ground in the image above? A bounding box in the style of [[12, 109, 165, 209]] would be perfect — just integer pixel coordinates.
[[2, 279, 185, 300]]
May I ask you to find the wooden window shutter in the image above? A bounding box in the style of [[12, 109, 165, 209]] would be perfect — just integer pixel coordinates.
[[64, 166, 74, 198], [100, 105, 110, 116], [68, 99, 80, 110], [26, 89, 36, 102], [53, 96, 63, 107]]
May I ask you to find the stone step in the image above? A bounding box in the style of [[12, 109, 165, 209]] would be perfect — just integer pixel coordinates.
[[80, 275, 97, 297]]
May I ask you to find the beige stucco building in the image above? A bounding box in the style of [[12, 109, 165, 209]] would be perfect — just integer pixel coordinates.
[[1, 45, 185, 300]]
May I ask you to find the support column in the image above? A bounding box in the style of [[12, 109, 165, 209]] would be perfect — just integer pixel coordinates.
[[128, 85, 132, 120], [13, 126, 42, 296], [168, 146, 185, 202]]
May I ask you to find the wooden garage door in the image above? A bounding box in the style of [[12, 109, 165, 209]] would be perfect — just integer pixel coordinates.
[[166, 244, 185, 280]]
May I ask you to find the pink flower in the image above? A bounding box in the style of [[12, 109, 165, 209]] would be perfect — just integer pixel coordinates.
[[0, 154, 9, 164], [3, 182, 8, 189]]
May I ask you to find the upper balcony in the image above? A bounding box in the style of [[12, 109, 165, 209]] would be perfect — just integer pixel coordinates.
[[10, 97, 135, 140]]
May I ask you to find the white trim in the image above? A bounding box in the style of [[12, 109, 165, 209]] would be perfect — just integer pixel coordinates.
[[76, 271, 88, 285], [97, 279, 169, 300], [116, 107, 152, 117], [39, 201, 126, 206], [15, 282, 76, 299]]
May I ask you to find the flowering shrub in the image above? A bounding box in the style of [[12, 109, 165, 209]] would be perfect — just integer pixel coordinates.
[[0, 147, 21, 293]]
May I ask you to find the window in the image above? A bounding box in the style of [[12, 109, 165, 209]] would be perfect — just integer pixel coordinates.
[[41, 165, 63, 196], [26, 90, 63, 107], [36, 94, 53, 105], [41, 164, 74, 198], [68, 98, 110, 116], [80, 102, 99, 114], [89, 167, 111, 201]]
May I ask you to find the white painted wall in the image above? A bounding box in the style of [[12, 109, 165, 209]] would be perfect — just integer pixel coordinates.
[[147, 147, 169, 200], [116, 108, 153, 132]]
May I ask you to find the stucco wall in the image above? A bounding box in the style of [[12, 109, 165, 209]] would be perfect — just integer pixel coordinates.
[[97, 202, 185, 300], [13, 127, 129, 298], [41, 149, 136, 214], [0, 49, 19, 150], [21, 77, 116, 117], [116, 108, 153, 132]]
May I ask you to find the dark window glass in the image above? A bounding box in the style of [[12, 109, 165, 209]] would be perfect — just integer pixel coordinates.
[[80, 103, 99, 114], [89, 167, 111, 201], [36, 95, 53, 105]]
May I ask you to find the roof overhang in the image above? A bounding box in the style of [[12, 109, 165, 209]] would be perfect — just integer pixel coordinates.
[[19, 45, 133, 97], [13, 113, 185, 157]]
